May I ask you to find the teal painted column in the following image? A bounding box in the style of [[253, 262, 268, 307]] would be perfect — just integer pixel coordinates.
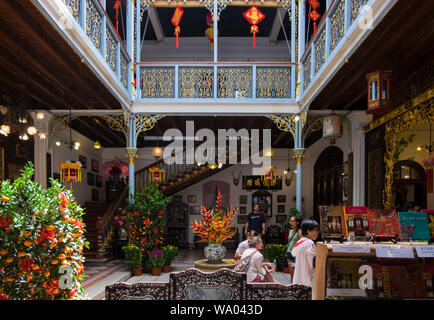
[[126, 114, 137, 202], [293, 116, 306, 214]]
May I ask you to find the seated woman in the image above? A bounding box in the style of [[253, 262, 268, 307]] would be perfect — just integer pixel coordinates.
[[234, 230, 258, 259], [241, 236, 279, 283]]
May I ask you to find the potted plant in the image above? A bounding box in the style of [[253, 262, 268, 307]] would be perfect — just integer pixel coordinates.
[[191, 191, 238, 264], [122, 244, 143, 276], [149, 250, 165, 275], [113, 208, 128, 239], [162, 245, 178, 272], [265, 244, 279, 270], [277, 244, 289, 273]]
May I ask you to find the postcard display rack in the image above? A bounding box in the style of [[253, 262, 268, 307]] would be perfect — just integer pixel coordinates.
[[313, 206, 434, 300]]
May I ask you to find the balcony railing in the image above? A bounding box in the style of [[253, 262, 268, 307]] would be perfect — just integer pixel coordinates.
[[62, 0, 131, 93], [300, 0, 370, 93], [136, 63, 296, 102]]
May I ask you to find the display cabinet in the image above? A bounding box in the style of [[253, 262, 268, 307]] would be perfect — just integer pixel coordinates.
[[314, 242, 434, 300]]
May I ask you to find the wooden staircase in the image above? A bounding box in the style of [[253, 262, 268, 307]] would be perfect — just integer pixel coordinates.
[[83, 187, 127, 260]]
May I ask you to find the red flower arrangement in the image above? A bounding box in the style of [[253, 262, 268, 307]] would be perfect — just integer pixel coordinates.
[[191, 191, 238, 244]]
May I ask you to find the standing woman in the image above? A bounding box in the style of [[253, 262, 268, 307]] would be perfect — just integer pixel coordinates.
[[286, 215, 302, 282]]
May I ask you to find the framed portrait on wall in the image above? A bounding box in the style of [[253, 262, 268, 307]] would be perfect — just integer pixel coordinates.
[[276, 215, 287, 224], [277, 195, 286, 203], [190, 206, 201, 215], [79, 155, 87, 169], [237, 215, 247, 224], [91, 159, 99, 173], [239, 195, 247, 205], [96, 175, 102, 187], [87, 172, 95, 186], [278, 204, 285, 213], [187, 195, 196, 203], [239, 206, 247, 215]]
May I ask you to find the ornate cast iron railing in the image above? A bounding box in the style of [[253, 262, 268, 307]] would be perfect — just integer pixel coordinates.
[[137, 63, 295, 101], [62, 0, 131, 92], [300, 0, 375, 95]]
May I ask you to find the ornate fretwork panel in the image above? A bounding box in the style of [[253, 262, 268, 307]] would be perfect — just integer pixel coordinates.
[[218, 67, 252, 98], [120, 53, 129, 90], [179, 67, 214, 98], [86, 0, 103, 50], [140, 67, 175, 98], [256, 67, 290, 98], [314, 27, 326, 73], [366, 126, 385, 210], [64, 0, 81, 22], [106, 29, 117, 72], [303, 51, 311, 90], [350, 0, 369, 24], [330, 0, 345, 53]]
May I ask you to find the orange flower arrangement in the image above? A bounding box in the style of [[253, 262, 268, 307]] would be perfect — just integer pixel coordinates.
[[191, 191, 238, 244]]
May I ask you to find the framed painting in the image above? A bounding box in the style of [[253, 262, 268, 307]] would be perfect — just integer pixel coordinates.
[[278, 204, 285, 213], [96, 175, 102, 188], [276, 215, 287, 224], [237, 215, 247, 224], [91, 159, 99, 173], [187, 195, 196, 203], [87, 172, 95, 186], [190, 206, 201, 215], [277, 195, 286, 203], [79, 155, 87, 169], [239, 195, 247, 205], [239, 206, 247, 215]]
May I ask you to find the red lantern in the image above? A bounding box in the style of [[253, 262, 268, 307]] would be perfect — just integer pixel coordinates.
[[366, 70, 393, 115], [205, 12, 214, 48], [113, 0, 121, 35], [308, 0, 321, 35], [243, 7, 266, 48], [171, 6, 184, 48]]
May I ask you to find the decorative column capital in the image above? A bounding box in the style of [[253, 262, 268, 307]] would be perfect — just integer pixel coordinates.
[[293, 148, 306, 165], [125, 148, 138, 164]]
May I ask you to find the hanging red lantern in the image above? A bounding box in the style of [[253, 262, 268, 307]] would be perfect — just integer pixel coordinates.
[[113, 0, 121, 35], [205, 12, 214, 48], [171, 5, 184, 48], [243, 7, 266, 48], [308, 0, 321, 35]]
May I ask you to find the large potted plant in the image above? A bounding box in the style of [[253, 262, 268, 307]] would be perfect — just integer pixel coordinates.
[[122, 244, 143, 276], [162, 245, 178, 272], [0, 163, 87, 300], [149, 250, 164, 276], [191, 191, 238, 264], [126, 185, 171, 271]]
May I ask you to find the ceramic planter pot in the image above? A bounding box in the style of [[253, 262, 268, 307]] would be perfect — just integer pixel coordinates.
[[162, 265, 170, 272], [151, 267, 162, 276], [132, 267, 143, 276], [204, 244, 226, 264]]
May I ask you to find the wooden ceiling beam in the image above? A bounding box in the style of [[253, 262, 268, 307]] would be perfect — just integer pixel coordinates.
[[5, 0, 117, 109], [0, 24, 90, 108]]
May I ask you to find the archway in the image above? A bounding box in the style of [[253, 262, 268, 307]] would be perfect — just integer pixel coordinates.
[[392, 160, 427, 210], [313, 146, 344, 222]]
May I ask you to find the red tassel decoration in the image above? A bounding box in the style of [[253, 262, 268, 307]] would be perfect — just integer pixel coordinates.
[[308, 0, 321, 35], [243, 7, 265, 48], [171, 6, 184, 48], [113, 0, 121, 35]]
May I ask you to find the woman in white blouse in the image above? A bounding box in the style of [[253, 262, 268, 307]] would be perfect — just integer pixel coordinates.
[[240, 236, 279, 283], [234, 230, 258, 259]]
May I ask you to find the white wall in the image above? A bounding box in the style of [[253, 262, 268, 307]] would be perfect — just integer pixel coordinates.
[[50, 127, 104, 206]]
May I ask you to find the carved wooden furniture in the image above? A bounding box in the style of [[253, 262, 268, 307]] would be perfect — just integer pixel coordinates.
[[105, 268, 311, 300]]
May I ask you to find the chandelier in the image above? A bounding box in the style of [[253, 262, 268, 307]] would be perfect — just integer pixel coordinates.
[[0, 93, 39, 140]]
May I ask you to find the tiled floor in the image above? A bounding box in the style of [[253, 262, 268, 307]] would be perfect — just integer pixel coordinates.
[[83, 259, 126, 288]]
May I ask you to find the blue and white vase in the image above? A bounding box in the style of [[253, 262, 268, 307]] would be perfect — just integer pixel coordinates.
[[204, 244, 226, 264]]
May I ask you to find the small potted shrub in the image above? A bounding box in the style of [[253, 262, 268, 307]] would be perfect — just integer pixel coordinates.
[[122, 244, 143, 276], [149, 250, 164, 276], [162, 245, 178, 272], [265, 244, 279, 270]]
